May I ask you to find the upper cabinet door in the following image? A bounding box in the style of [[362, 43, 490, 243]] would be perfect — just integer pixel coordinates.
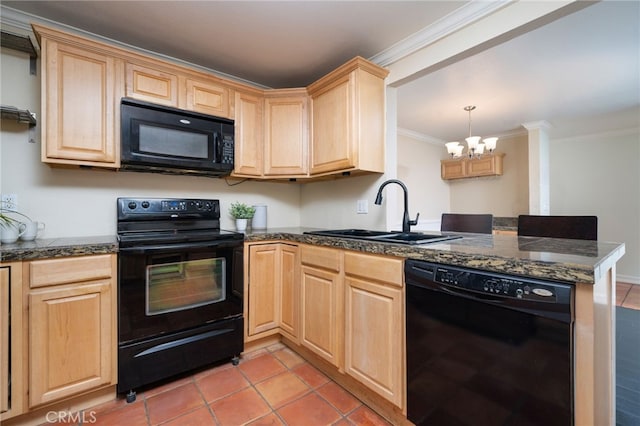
[[183, 77, 232, 119], [232, 90, 264, 177], [264, 90, 309, 177], [309, 75, 353, 174], [125, 62, 178, 106], [308, 58, 388, 177], [42, 39, 123, 167]]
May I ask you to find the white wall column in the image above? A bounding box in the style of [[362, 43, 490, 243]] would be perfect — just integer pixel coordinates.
[[383, 86, 400, 231], [523, 121, 551, 214]]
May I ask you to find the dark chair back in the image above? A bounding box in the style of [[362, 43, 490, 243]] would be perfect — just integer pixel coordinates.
[[517, 215, 598, 240], [441, 213, 494, 234]]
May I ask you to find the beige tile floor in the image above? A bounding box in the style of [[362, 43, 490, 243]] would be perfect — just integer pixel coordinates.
[[44, 281, 640, 425], [71, 343, 391, 426], [616, 282, 640, 310]]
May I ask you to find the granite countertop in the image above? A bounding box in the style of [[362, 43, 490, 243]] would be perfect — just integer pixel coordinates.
[[1, 228, 625, 285], [493, 216, 518, 232], [245, 227, 625, 285], [0, 235, 118, 262]]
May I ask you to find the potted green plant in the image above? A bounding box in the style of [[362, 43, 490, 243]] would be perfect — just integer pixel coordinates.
[[229, 202, 255, 232]]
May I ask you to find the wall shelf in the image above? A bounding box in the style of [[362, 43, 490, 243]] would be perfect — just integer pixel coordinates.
[[1, 30, 38, 75], [441, 153, 505, 180], [1, 105, 37, 127]]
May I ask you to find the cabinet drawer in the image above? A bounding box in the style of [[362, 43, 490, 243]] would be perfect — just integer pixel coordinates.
[[300, 245, 341, 272], [344, 252, 403, 287], [29, 255, 114, 288]]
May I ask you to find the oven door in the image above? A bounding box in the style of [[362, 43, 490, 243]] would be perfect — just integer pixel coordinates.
[[118, 239, 243, 344]]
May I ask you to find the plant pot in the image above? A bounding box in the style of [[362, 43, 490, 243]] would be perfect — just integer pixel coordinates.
[[235, 218, 248, 232]]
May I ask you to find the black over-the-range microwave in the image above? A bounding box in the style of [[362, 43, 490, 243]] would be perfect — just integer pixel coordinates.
[[121, 98, 234, 177]]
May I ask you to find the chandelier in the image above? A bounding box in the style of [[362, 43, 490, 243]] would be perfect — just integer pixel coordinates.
[[445, 106, 498, 158]]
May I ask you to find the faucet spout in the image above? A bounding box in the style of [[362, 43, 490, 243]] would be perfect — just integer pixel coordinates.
[[374, 179, 419, 233]]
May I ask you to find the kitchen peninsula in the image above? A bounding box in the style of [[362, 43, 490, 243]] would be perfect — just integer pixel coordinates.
[[244, 227, 624, 426], [1, 230, 624, 425]]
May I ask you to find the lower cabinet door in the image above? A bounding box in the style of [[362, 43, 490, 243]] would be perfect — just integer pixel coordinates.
[[247, 244, 279, 337], [1, 267, 9, 415], [279, 244, 300, 341], [344, 277, 403, 407], [29, 280, 113, 407], [300, 265, 342, 368]]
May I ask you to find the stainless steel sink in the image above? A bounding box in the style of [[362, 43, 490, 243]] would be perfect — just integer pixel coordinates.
[[307, 229, 395, 238], [374, 232, 461, 244], [304, 229, 461, 245]]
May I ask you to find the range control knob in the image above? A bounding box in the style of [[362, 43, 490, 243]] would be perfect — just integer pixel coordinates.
[[141, 201, 150, 209], [127, 201, 137, 210]]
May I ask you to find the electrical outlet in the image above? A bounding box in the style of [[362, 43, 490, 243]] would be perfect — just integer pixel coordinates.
[[356, 199, 368, 214], [1, 194, 18, 210]]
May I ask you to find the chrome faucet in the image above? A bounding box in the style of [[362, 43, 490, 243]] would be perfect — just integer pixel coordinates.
[[374, 179, 419, 233]]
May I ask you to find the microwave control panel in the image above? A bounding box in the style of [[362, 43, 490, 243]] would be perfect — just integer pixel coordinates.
[[220, 134, 234, 165]]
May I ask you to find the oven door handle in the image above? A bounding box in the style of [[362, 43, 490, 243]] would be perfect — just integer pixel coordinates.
[[119, 240, 238, 253]]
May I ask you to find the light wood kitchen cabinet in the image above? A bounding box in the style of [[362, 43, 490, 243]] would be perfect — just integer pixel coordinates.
[[233, 90, 264, 177], [307, 57, 388, 177], [126, 61, 233, 118], [37, 25, 124, 168], [1, 268, 8, 415], [247, 244, 279, 337], [263, 90, 309, 177], [26, 254, 116, 408], [246, 243, 299, 341], [183, 77, 232, 118], [279, 244, 300, 341], [299, 245, 343, 368], [441, 153, 505, 180], [343, 252, 404, 408], [125, 62, 179, 106], [0, 263, 25, 421]]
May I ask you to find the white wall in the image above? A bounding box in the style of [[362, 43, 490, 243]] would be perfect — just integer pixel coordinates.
[[550, 127, 640, 282], [1, 48, 301, 237], [299, 174, 387, 230], [396, 131, 449, 231], [448, 133, 529, 217]]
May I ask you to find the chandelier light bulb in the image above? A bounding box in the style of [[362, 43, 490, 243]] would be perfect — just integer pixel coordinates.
[[465, 136, 481, 151], [444, 106, 499, 159], [483, 137, 498, 152], [445, 141, 461, 157]]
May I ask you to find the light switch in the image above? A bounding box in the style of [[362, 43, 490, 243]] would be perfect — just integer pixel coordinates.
[[356, 199, 368, 214]]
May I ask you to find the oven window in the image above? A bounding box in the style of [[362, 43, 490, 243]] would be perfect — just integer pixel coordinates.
[[139, 124, 209, 159], [146, 257, 226, 315]]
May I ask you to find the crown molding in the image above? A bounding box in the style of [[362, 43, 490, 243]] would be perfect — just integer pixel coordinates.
[[397, 127, 445, 146], [552, 126, 639, 143], [370, 0, 512, 67], [522, 120, 552, 131]]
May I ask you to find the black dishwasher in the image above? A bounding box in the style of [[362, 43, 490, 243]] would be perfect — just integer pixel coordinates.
[[405, 259, 574, 426]]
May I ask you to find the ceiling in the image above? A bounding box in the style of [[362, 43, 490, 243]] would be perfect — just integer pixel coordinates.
[[2, 1, 639, 142]]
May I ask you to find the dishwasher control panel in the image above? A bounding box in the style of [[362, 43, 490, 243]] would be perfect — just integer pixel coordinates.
[[434, 266, 562, 302]]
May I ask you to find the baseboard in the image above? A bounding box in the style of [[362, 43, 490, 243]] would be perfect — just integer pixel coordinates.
[[617, 274, 640, 285]]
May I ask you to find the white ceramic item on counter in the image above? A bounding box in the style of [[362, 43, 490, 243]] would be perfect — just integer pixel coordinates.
[[252, 205, 267, 230], [20, 221, 45, 241], [0, 221, 26, 243]]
